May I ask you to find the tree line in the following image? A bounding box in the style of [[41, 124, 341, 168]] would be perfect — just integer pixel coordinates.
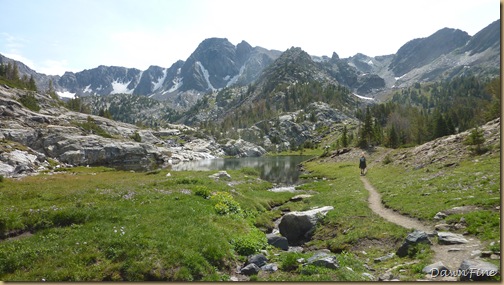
[[0, 62, 37, 91], [354, 76, 500, 149]]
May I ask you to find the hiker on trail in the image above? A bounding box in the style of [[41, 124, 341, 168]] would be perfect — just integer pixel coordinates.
[[359, 152, 367, 176]]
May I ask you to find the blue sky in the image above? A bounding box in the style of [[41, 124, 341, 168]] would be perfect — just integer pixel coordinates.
[[0, 0, 499, 75]]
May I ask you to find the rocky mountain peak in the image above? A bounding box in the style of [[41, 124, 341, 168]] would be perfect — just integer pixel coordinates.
[[462, 19, 500, 55], [236, 40, 253, 65], [389, 28, 471, 77]]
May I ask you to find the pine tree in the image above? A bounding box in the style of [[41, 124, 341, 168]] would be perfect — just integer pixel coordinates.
[[464, 127, 486, 155], [433, 111, 448, 138], [386, 125, 399, 148], [341, 125, 348, 147], [28, 75, 37, 91]]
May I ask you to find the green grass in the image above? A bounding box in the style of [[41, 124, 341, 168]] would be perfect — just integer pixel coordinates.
[[297, 161, 409, 252], [366, 153, 500, 242], [0, 167, 287, 281], [0, 148, 499, 281]]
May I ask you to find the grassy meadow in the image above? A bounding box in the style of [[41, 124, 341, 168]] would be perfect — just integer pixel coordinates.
[[0, 147, 500, 281]]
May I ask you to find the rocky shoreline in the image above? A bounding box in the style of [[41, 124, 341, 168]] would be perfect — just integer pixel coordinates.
[[0, 85, 266, 178]]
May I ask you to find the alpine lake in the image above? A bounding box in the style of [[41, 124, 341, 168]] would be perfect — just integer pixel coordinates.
[[170, 155, 314, 185]]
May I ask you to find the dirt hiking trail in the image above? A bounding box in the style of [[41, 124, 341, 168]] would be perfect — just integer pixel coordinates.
[[361, 176, 482, 272]]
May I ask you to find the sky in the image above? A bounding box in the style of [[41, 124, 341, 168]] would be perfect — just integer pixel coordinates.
[[0, 0, 500, 76]]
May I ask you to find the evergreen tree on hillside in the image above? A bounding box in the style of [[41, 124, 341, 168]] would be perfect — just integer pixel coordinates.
[[341, 125, 349, 147], [386, 125, 399, 148], [465, 127, 486, 155], [484, 77, 501, 120]]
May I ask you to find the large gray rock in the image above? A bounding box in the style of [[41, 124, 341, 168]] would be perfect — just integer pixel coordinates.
[[266, 234, 289, 250], [422, 261, 449, 276], [0, 149, 48, 177], [246, 254, 268, 268], [306, 251, 339, 269], [260, 263, 278, 272], [239, 263, 260, 276], [458, 259, 499, 281], [396, 230, 432, 257], [437, 232, 468, 245], [278, 206, 334, 245]]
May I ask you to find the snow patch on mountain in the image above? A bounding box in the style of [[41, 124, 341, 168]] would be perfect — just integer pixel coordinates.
[[226, 64, 246, 87], [83, 84, 93, 94], [111, 80, 134, 94], [153, 69, 167, 91], [196, 61, 215, 91], [168, 77, 183, 93], [57, 90, 76, 99], [353, 93, 374, 100]]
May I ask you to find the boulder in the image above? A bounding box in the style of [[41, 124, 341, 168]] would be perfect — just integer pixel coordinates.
[[422, 261, 449, 276], [266, 234, 289, 250], [0, 149, 47, 177], [374, 253, 395, 263], [239, 263, 260, 276], [362, 272, 375, 281], [396, 230, 432, 257], [306, 251, 339, 269], [437, 232, 468, 245], [246, 254, 268, 268], [458, 259, 499, 281], [260, 263, 278, 272], [278, 206, 334, 245]]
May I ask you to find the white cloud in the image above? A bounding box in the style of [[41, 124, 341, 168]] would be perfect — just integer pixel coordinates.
[[37, 59, 71, 76], [2, 52, 36, 69]]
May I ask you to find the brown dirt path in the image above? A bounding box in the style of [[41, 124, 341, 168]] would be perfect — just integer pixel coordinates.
[[360, 156, 483, 279]]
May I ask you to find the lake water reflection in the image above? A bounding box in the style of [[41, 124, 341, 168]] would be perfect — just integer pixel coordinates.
[[171, 156, 314, 184]]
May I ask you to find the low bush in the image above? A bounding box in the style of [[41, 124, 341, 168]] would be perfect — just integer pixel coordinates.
[[18, 92, 40, 112], [211, 192, 242, 215], [194, 186, 211, 199], [231, 227, 267, 256], [280, 252, 302, 272]]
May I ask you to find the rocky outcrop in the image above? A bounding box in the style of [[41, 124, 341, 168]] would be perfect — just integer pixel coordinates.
[[388, 117, 500, 170], [0, 85, 230, 177], [221, 139, 266, 157], [0, 149, 48, 177]]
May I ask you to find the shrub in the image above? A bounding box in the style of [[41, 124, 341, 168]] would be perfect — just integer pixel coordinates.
[[280, 252, 302, 271], [194, 186, 211, 199], [74, 116, 113, 138], [0, 174, 3, 183], [131, 131, 142, 142], [383, 154, 393, 165], [19, 92, 40, 112], [231, 227, 267, 256], [210, 192, 242, 215]]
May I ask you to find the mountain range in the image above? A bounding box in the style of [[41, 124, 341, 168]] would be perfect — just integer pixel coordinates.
[[0, 19, 499, 113]]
